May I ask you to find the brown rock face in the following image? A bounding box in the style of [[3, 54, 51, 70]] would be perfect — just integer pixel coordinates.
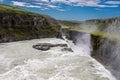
[[0, 5, 61, 43], [86, 17, 120, 24], [0, 13, 61, 42]]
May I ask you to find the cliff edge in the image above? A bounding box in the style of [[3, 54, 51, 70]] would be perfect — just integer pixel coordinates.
[[0, 4, 61, 42]]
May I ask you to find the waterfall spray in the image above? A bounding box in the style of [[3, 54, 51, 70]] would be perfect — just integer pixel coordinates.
[[93, 20, 120, 80], [62, 30, 92, 55]]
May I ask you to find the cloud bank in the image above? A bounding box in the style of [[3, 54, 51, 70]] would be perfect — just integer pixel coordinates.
[[11, 0, 120, 11], [105, 1, 120, 5]]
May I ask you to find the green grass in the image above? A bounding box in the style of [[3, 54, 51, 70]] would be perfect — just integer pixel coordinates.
[[0, 4, 44, 16], [0, 4, 60, 42], [61, 24, 120, 41], [91, 31, 120, 44], [58, 20, 81, 29], [98, 23, 107, 31], [61, 25, 74, 29]]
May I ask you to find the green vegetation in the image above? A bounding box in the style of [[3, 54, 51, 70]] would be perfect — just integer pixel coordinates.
[[0, 4, 60, 42], [58, 20, 81, 26], [0, 25, 60, 41], [58, 20, 81, 29], [61, 24, 120, 41], [98, 23, 107, 31], [59, 19, 120, 41], [0, 4, 43, 16]]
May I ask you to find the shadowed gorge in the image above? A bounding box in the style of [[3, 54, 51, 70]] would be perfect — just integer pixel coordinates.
[[60, 17, 120, 80]]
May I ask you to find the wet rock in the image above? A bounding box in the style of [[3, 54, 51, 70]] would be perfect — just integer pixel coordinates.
[[33, 43, 68, 51], [55, 44, 68, 47], [61, 47, 73, 52], [33, 44, 50, 51]]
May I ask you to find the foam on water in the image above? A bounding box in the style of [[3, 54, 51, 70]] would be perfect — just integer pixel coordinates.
[[0, 38, 116, 80], [63, 33, 91, 55]]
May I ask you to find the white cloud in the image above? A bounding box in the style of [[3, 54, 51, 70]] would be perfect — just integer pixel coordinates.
[[35, 0, 49, 2], [12, 1, 49, 10], [35, 2, 65, 11], [12, 1, 28, 6], [51, 0, 69, 4], [12, 1, 60, 9], [36, 3, 60, 8], [26, 5, 41, 8], [96, 4, 118, 8], [105, 1, 120, 5], [50, 0, 119, 8], [57, 8, 66, 11], [27, 5, 49, 10], [0, 0, 3, 2], [51, 0, 100, 7], [47, 4, 65, 11], [47, 4, 59, 8], [11, 0, 119, 11]]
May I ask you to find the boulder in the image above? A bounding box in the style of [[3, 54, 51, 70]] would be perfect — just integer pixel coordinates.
[[33, 43, 68, 51], [61, 47, 73, 52], [33, 44, 50, 51]]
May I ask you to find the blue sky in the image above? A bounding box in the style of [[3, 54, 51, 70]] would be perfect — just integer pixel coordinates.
[[0, 0, 120, 21]]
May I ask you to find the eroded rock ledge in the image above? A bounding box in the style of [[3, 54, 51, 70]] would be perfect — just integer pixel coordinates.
[[33, 43, 68, 51]]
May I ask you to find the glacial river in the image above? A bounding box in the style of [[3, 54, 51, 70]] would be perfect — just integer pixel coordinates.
[[0, 38, 116, 80]]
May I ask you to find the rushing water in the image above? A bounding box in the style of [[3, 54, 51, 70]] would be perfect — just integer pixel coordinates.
[[0, 36, 116, 80], [63, 33, 91, 55], [96, 38, 120, 80], [62, 29, 120, 80], [73, 32, 120, 80], [92, 20, 120, 80]]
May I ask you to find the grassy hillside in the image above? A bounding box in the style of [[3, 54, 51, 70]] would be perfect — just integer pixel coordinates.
[[0, 4, 60, 42], [0, 4, 43, 16], [58, 20, 81, 29]]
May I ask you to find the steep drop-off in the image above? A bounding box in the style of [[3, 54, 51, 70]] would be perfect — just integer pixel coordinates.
[[90, 18, 120, 80], [0, 4, 61, 42], [61, 17, 120, 80], [0, 38, 116, 80]]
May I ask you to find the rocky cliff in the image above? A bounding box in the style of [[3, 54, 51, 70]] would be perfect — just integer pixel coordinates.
[[85, 17, 120, 31], [90, 17, 120, 80], [61, 17, 120, 80], [0, 4, 61, 42]]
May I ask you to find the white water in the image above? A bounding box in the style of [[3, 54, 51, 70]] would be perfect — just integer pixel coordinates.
[[63, 33, 91, 55], [0, 38, 116, 80], [96, 20, 120, 80]]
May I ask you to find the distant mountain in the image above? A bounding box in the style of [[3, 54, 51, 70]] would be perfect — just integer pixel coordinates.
[[58, 20, 81, 29]]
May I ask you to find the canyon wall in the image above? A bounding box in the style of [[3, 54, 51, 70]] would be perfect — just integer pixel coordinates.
[[61, 17, 120, 79], [90, 17, 120, 80], [0, 4, 61, 42]]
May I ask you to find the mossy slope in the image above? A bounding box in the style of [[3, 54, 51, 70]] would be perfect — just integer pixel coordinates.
[[0, 4, 61, 42]]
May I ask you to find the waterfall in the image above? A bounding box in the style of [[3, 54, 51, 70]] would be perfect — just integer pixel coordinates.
[[0, 29, 117, 80], [62, 27, 119, 80], [73, 33, 91, 55], [0, 38, 116, 80], [62, 30, 92, 55], [93, 20, 120, 80], [95, 37, 120, 80]]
